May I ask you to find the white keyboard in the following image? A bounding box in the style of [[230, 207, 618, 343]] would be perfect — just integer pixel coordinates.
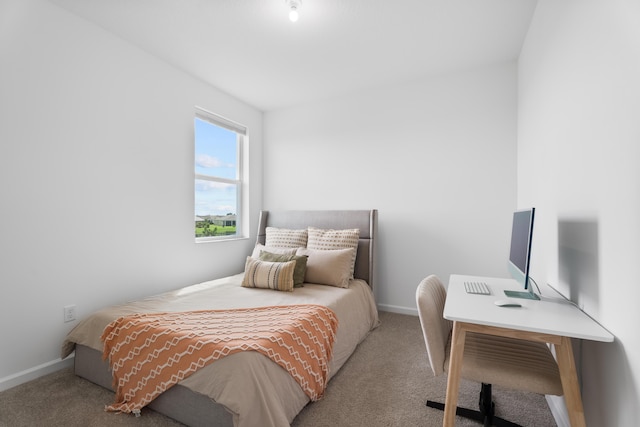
[[464, 281, 491, 295]]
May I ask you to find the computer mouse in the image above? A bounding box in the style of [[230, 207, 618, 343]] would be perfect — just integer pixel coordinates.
[[494, 299, 522, 308]]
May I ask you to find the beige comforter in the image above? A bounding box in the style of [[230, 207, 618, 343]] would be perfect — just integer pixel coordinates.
[[62, 273, 379, 427]]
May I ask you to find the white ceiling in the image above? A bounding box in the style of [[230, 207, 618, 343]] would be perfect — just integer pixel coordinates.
[[51, 0, 538, 112]]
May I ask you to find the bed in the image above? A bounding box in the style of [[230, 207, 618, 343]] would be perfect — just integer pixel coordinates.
[[62, 209, 379, 427]]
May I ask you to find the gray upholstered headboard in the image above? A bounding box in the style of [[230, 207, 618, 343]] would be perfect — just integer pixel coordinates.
[[256, 210, 378, 291]]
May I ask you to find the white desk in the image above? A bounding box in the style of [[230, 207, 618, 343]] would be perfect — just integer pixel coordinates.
[[443, 274, 614, 427]]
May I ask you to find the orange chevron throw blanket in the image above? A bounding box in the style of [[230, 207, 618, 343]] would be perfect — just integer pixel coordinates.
[[101, 305, 338, 414]]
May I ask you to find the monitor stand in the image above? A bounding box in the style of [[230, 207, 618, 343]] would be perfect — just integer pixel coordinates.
[[503, 290, 540, 300]]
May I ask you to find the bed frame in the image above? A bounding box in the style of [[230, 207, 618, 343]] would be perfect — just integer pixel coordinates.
[[73, 209, 377, 427]]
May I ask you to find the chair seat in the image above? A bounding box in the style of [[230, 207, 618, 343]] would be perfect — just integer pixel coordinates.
[[445, 332, 564, 396]]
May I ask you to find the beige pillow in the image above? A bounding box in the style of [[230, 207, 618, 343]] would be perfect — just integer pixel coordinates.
[[307, 227, 360, 278], [296, 247, 355, 288], [241, 256, 296, 292], [265, 227, 308, 248], [251, 243, 298, 259]]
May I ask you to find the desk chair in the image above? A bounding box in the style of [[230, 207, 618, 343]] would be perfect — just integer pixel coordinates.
[[416, 275, 563, 427]]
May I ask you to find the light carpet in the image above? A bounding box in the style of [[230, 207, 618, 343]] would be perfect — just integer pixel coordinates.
[[0, 311, 556, 426]]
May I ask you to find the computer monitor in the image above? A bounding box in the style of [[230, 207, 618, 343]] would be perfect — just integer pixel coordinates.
[[505, 208, 539, 300]]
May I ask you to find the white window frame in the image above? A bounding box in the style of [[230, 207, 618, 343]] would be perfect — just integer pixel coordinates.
[[194, 107, 247, 243]]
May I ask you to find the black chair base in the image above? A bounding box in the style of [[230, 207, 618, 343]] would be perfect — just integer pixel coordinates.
[[426, 383, 521, 427]]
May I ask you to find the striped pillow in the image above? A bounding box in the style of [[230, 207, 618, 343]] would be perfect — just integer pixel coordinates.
[[241, 256, 296, 292], [258, 251, 309, 287], [265, 227, 308, 248], [307, 227, 360, 278]]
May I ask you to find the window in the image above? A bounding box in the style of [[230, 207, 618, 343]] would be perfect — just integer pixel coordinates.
[[194, 107, 246, 241]]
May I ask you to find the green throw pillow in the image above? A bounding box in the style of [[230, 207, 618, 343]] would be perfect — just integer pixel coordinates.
[[259, 250, 308, 287]]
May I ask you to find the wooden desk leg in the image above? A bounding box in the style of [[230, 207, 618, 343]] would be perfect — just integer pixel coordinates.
[[555, 336, 586, 427], [443, 321, 466, 427]]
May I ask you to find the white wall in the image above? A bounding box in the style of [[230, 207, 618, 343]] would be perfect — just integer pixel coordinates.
[[0, 0, 262, 385], [264, 63, 518, 312], [518, 1, 640, 425]]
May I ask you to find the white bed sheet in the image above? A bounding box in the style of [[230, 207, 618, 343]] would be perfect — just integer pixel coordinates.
[[62, 273, 379, 427]]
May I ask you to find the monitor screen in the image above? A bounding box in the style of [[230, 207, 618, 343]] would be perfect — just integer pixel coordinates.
[[507, 208, 535, 291]]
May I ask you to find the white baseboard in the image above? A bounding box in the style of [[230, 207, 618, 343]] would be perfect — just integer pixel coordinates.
[[377, 303, 418, 316], [0, 356, 74, 392], [546, 395, 570, 427]]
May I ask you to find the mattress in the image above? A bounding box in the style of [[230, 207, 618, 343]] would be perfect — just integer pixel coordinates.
[[62, 273, 379, 427]]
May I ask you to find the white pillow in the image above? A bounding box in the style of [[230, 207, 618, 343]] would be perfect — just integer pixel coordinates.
[[265, 227, 308, 248], [296, 247, 355, 288], [251, 243, 298, 259], [307, 227, 360, 278]]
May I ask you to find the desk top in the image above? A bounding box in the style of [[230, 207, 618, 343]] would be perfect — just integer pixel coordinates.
[[444, 274, 614, 342]]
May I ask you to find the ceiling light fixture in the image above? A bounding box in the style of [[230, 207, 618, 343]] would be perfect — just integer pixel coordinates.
[[287, 0, 301, 22]]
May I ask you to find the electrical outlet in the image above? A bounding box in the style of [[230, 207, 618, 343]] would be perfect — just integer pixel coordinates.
[[64, 305, 76, 323]]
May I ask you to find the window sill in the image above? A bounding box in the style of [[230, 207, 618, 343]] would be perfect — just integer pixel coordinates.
[[195, 235, 250, 244]]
